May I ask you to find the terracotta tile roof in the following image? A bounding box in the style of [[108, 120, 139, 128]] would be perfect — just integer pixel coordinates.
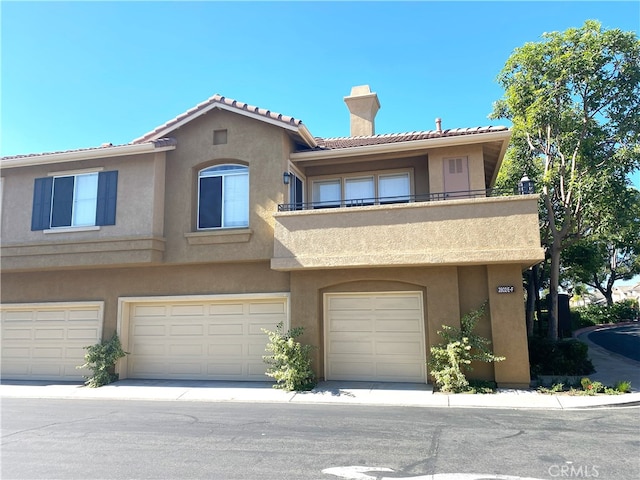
[[1, 138, 176, 161], [312, 126, 509, 150], [132, 94, 304, 144]]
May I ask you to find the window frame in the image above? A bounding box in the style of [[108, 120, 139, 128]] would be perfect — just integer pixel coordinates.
[[31, 169, 118, 231], [197, 163, 249, 230], [310, 169, 413, 208]]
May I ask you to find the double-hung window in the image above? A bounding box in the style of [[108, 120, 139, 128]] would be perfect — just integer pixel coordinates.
[[31, 171, 118, 230], [198, 164, 249, 229]]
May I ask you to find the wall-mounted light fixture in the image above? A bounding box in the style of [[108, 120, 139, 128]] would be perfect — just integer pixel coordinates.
[[518, 175, 535, 195], [283, 172, 292, 185]]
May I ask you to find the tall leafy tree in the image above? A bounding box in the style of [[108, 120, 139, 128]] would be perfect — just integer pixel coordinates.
[[563, 186, 640, 305], [491, 20, 640, 340]]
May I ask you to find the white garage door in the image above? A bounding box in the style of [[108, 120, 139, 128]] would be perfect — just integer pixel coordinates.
[[325, 292, 426, 383], [125, 295, 288, 381], [0, 302, 103, 381]]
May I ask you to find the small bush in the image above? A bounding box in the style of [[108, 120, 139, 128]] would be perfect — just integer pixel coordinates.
[[263, 322, 316, 392], [614, 380, 632, 393], [77, 334, 128, 388], [537, 378, 631, 395], [575, 299, 638, 326], [529, 336, 595, 377], [428, 302, 504, 393]]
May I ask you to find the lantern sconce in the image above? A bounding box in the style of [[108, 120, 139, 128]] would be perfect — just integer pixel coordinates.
[[283, 172, 292, 185], [518, 175, 535, 195]]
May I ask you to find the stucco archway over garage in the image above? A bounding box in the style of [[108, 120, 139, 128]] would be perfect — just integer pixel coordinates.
[[324, 292, 427, 383]]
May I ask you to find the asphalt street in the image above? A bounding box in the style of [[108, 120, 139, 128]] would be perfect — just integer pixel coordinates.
[[588, 324, 640, 362], [2, 398, 639, 480]]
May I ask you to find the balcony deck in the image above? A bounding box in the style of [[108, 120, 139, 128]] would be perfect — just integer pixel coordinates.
[[271, 193, 544, 271]]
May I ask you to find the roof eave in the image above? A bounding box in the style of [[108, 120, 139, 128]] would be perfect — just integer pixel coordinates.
[[133, 102, 317, 148], [0, 142, 176, 169], [291, 129, 512, 162]]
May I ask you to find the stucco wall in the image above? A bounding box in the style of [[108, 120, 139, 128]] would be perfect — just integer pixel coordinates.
[[0, 261, 290, 338], [1, 152, 166, 245], [289, 264, 530, 386], [272, 195, 544, 270], [161, 109, 292, 264]]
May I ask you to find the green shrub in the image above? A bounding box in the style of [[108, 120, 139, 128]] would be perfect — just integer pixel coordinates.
[[263, 322, 316, 392], [575, 299, 638, 326], [614, 380, 632, 393], [427, 302, 505, 393], [77, 334, 128, 388], [528, 336, 595, 377]]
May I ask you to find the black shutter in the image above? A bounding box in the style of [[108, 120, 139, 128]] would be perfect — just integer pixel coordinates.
[[31, 177, 54, 230], [50, 176, 74, 227], [199, 176, 222, 228], [96, 170, 118, 226]]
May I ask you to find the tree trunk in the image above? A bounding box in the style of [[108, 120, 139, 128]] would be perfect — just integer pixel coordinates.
[[548, 243, 561, 341], [526, 268, 536, 336]]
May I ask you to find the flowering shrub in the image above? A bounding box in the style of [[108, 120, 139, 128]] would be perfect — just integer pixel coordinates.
[[262, 322, 316, 392], [427, 302, 504, 393]]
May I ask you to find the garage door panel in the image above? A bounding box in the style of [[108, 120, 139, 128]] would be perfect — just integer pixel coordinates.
[[170, 363, 203, 375], [208, 323, 244, 335], [328, 296, 370, 310], [170, 324, 204, 336], [247, 343, 269, 356], [3, 311, 34, 322], [170, 304, 205, 316], [3, 328, 32, 340], [249, 301, 286, 315], [67, 328, 100, 339], [247, 363, 271, 376], [329, 361, 375, 377], [207, 363, 243, 376], [35, 310, 66, 321], [68, 309, 101, 321], [376, 340, 423, 356], [210, 344, 244, 356], [330, 319, 372, 332], [374, 296, 422, 310], [133, 324, 166, 336], [127, 296, 287, 381], [329, 340, 373, 355], [248, 321, 279, 335], [34, 328, 65, 340], [325, 292, 426, 383], [376, 362, 424, 379], [133, 305, 167, 317], [2, 347, 30, 357], [209, 303, 244, 315], [375, 319, 421, 332], [30, 363, 63, 376], [169, 344, 203, 356], [33, 347, 64, 358]]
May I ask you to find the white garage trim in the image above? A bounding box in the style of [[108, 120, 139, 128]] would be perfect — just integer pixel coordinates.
[[324, 291, 426, 383], [117, 293, 290, 381], [0, 301, 104, 381]]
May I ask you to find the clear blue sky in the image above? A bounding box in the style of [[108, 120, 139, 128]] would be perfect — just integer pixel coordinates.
[[1, 1, 638, 188]]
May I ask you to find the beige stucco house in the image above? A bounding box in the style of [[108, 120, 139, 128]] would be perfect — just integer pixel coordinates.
[[0, 86, 544, 387]]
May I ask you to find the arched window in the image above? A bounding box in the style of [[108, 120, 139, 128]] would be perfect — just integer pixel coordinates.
[[198, 164, 249, 229]]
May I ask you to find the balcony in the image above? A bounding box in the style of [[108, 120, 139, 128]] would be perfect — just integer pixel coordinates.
[[271, 191, 544, 271]]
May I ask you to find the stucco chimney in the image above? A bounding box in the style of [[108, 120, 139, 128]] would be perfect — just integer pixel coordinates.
[[435, 118, 442, 133], [344, 85, 380, 137]]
